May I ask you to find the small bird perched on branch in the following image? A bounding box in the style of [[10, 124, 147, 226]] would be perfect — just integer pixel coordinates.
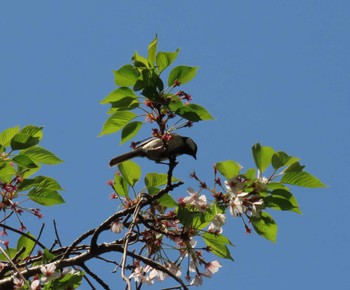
[[109, 134, 197, 167]]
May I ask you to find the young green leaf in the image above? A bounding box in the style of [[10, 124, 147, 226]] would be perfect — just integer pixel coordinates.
[[10, 133, 40, 150], [242, 168, 257, 179], [281, 171, 327, 188], [250, 212, 278, 242], [20, 125, 43, 140], [99, 111, 137, 136], [28, 188, 65, 206], [283, 161, 305, 173], [264, 189, 301, 214], [132, 51, 149, 68], [110, 97, 139, 111], [168, 65, 198, 86], [100, 87, 138, 104], [17, 232, 36, 259], [203, 232, 234, 260], [0, 161, 17, 183], [158, 193, 178, 208], [118, 160, 141, 187], [0, 248, 17, 260], [42, 248, 56, 263], [252, 143, 275, 173], [21, 146, 63, 165], [0, 126, 20, 147], [121, 121, 143, 144], [267, 182, 291, 191], [55, 270, 83, 289], [12, 154, 38, 169], [147, 35, 158, 67], [113, 174, 128, 197], [156, 49, 180, 73], [175, 104, 214, 122], [113, 64, 139, 87], [144, 172, 175, 188], [272, 151, 299, 170], [216, 160, 241, 179], [177, 207, 201, 227]]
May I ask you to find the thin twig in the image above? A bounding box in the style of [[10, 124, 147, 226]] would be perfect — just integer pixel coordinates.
[[0, 223, 47, 250], [121, 196, 146, 289], [80, 263, 110, 290], [0, 246, 31, 288], [53, 220, 63, 247]]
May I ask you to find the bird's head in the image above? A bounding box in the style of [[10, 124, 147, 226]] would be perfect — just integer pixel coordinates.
[[183, 137, 197, 159]]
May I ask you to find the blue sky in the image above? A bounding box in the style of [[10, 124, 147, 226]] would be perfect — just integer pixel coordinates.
[[1, 1, 349, 289]]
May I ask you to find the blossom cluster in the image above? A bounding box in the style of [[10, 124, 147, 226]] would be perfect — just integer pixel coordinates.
[[12, 263, 81, 289]]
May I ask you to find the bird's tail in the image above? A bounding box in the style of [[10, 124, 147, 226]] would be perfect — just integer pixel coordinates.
[[109, 150, 142, 167]]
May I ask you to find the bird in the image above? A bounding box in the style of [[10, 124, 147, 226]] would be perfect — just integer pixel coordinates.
[[109, 134, 197, 167]]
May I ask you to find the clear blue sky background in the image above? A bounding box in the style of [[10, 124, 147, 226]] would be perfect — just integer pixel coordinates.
[[1, 1, 349, 289]]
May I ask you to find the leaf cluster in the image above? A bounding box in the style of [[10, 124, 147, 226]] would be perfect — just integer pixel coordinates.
[[99, 35, 214, 143]]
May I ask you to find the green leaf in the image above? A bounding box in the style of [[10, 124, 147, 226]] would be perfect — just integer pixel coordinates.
[[267, 182, 291, 191], [17, 232, 36, 259], [10, 133, 40, 150], [144, 173, 169, 187], [100, 87, 138, 105], [0, 126, 20, 147], [42, 248, 56, 263], [0, 161, 17, 183], [20, 125, 43, 139], [168, 65, 198, 86], [28, 188, 65, 206], [56, 270, 83, 289], [252, 143, 275, 173], [20, 176, 62, 190], [12, 154, 38, 169], [264, 189, 301, 214], [167, 95, 183, 111], [272, 151, 299, 170], [132, 51, 149, 68], [175, 104, 214, 122], [203, 232, 234, 260], [146, 186, 161, 195], [110, 97, 139, 112], [242, 168, 257, 179], [20, 146, 63, 165], [156, 49, 180, 73], [20, 175, 63, 193], [118, 160, 141, 187], [281, 171, 326, 188], [251, 212, 278, 242], [99, 111, 137, 136], [283, 162, 305, 173], [148, 35, 158, 67], [158, 193, 178, 208], [35, 176, 63, 190], [121, 121, 143, 144], [113, 174, 128, 197], [0, 248, 17, 260], [113, 64, 139, 86], [177, 207, 200, 227], [191, 204, 225, 230], [216, 160, 241, 179]]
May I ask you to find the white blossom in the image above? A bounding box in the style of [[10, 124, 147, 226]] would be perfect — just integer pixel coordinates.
[[251, 199, 264, 217], [40, 263, 60, 283], [204, 260, 222, 276], [166, 263, 181, 277], [190, 274, 203, 286], [111, 220, 124, 233], [183, 188, 209, 212], [13, 276, 24, 289], [31, 279, 41, 290]]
